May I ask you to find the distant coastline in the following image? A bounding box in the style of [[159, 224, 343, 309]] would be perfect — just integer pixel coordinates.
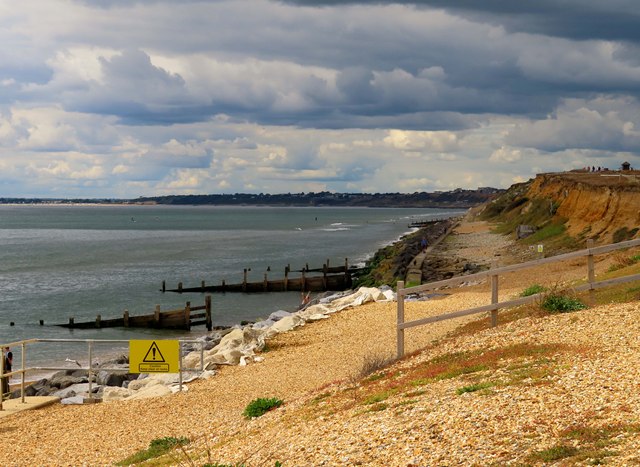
[[0, 187, 502, 209]]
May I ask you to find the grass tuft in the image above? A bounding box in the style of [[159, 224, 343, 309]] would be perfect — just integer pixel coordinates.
[[116, 436, 189, 465], [243, 397, 284, 419]]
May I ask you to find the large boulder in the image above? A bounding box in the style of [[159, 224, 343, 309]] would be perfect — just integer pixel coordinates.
[[48, 372, 88, 389]]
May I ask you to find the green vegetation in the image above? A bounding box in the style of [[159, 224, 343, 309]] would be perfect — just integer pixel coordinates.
[[116, 436, 189, 465], [530, 444, 578, 462], [542, 294, 587, 313], [525, 422, 640, 464], [612, 226, 639, 243], [456, 382, 494, 395], [243, 397, 284, 419], [520, 284, 547, 297]]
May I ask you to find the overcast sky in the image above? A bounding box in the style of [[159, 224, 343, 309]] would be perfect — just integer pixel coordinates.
[[2, 0, 639, 198]]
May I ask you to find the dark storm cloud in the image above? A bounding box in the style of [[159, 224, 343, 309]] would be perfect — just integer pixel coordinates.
[[281, 0, 640, 43]]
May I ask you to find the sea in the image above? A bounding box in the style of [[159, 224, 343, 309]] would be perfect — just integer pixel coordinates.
[[0, 204, 464, 375]]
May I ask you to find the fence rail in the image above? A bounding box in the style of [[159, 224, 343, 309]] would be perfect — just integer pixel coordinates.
[[396, 237, 640, 358], [1, 338, 205, 411]]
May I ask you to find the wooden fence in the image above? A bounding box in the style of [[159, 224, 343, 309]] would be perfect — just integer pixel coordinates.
[[396, 238, 640, 358]]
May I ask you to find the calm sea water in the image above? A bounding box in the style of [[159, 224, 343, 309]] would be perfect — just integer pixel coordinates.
[[0, 204, 463, 371]]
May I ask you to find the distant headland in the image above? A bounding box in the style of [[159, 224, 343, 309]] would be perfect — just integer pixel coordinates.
[[0, 187, 502, 209]]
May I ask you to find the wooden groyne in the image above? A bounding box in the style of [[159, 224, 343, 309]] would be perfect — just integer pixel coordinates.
[[163, 258, 360, 294], [57, 297, 212, 331]]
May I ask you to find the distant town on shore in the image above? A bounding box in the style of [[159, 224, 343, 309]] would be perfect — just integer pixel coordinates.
[[0, 187, 502, 209]]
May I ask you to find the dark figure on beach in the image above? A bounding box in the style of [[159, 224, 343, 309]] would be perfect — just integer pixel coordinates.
[[1, 348, 12, 398], [421, 237, 428, 252]]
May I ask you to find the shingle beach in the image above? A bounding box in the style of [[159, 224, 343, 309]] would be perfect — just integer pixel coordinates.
[[2, 220, 639, 466]]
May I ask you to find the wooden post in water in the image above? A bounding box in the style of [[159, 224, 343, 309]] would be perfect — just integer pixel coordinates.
[[185, 302, 191, 330], [39, 320, 44, 326], [201, 280, 205, 292], [123, 310, 129, 327], [322, 263, 328, 290], [205, 295, 212, 331], [284, 265, 289, 291], [263, 273, 268, 291], [243, 269, 248, 292], [68, 317, 74, 327], [162, 280, 166, 293], [221, 279, 226, 292], [178, 282, 183, 294], [154, 305, 160, 327], [95, 314, 101, 328]]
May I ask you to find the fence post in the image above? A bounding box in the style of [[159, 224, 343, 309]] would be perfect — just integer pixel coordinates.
[[1, 349, 4, 410], [88, 340, 94, 400], [587, 239, 595, 305], [397, 281, 405, 359], [490, 274, 499, 327], [20, 341, 26, 404]]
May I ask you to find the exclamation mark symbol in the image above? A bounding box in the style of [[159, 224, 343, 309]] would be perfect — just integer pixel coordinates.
[[152, 348, 157, 360]]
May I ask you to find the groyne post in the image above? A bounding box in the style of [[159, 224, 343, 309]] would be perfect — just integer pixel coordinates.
[[162, 280, 166, 293], [68, 317, 74, 327], [201, 280, 205, 292], [243, 269, 247, 292], [154, 305, 160, 327], [205, 295, 212, 331], [178, 282, 183, 294], [95, 314, 101, 328], [185, 302, 191, 330], [263, 273, 268, 291], [284, 265, 289, 291], [123, 310, 129, 327]]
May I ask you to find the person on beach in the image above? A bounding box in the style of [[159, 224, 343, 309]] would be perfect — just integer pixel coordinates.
[[301, 291, 311, 306], [421, 237, 428, 252], [1, 348, 12, 398]]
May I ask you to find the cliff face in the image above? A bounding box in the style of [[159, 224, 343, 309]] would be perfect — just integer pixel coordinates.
[[526, 172, 640, 244]]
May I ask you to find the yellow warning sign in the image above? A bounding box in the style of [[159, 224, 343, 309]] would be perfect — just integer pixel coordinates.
[[129, 340, 179, 373]]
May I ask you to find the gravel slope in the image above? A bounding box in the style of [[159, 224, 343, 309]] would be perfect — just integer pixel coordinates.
[[1, 221, 639, 466]]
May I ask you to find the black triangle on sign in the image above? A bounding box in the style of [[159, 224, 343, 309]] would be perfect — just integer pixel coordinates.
[[142, 341, 166, 363]]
